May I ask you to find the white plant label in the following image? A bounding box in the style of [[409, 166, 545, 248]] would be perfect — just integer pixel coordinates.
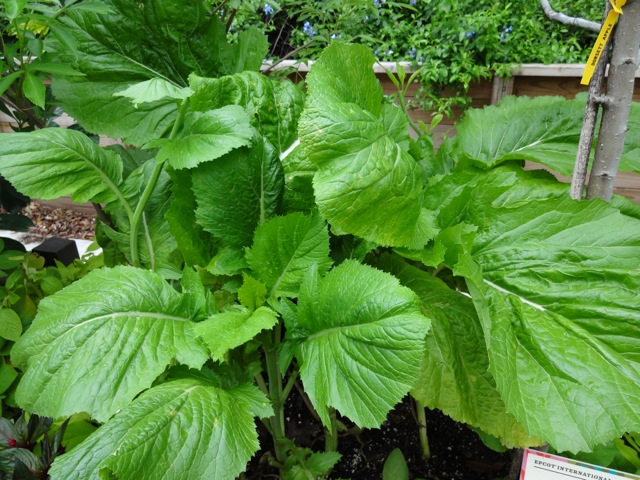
[[521, 449, 640, 480]]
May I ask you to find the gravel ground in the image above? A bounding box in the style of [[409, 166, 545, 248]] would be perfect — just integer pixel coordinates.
[[23, 201, 97, 240]]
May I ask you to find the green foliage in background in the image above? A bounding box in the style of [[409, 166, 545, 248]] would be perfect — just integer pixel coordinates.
[[218, 0, 602, 113]]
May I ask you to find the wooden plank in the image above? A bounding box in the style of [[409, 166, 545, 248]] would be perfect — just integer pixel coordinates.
[[491, 76, 515, 104], [513, 76, 588, 99], [513, 63, 640, 78], [37, 197, 97, 214], [525, 162, 640, 203]]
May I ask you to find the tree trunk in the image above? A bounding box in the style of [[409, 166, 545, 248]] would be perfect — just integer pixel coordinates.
[[570, 0, 611, 200], [587, 0, 640, 201]]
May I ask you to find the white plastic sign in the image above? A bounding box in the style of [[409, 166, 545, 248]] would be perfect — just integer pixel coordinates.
[[521, 448, 640, 480]]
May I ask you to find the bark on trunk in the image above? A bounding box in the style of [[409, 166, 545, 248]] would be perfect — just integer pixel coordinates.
[[587, 0, 640, 201], [570, 0, 611, 200], [539, 0, 601, 32]]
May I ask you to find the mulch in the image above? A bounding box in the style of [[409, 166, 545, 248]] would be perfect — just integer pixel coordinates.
[[23, 201, 97, 240]]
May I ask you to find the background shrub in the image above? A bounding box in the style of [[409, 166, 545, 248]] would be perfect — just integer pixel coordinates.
[[217, 0, 603, 113]]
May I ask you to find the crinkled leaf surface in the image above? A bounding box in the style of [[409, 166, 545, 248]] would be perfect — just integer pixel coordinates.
[[383, 257, 539, 448], [246, 212, 332, 298], [12, 266, 209, 422], [238, 274, 267, 310], [166, 169, 216, 267], [434, 172, 640, 452], [281, 143, 317, 212], [288, 260, 431, 428], [190, 72, 304, 154], [49, 378, 269, 480], [195, 306, 278, 362], [455, 95, 640, 178], [114, 78, 193, 106], [298, 42, 435, 248], [48, 0, 267, 145], [148, 105, 253, 169], [193, 137, 283, 248], [53, 80, 178, 146], [455, 96, 584, 176], [0, 128, 123, 203]]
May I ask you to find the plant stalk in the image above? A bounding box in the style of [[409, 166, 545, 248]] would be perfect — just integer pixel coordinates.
[[129, 100, 188, 266], [415, 398, 431, 460], [264, 324, 288, 468], [324, 407, 339, 453]]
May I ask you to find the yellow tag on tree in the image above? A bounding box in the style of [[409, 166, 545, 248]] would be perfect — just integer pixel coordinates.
[[581, 0, 627, 85]]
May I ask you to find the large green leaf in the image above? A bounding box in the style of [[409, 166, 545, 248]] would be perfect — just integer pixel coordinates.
[[299, 43, 435, 248], [52, 80, 179, 146], [113, 78, 193, 106], [280, 143, 317, 212], [48, 377, 270, 480], [148, 105, 254, 169], [166, 169, 217, 267], [48, 0, 267, 145], [382, 256, 540, 448], [287, 260, 431, 428], [454, 95, 640, 178], [190, 72, 304, 154], [454, 96, 584, 177], [434, 179, 640, 452], [246, 212, 333, 298], [193, 137, 283, 248], [195, 306, 279, 362], [0, 128, 124, 204], [11, 266, 209, 422]]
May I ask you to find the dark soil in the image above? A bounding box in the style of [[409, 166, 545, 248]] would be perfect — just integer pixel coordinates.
[[246, 386, 514, 480]]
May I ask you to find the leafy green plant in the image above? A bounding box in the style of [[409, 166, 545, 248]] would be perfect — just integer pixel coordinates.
[[0, 1, 639, 478]]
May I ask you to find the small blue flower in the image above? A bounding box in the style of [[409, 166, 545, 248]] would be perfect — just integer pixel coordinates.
[[387, 48, 393, 56], [374, 0, 381, 7], [408, 47, 416, 58], [465, 30, 476, 38], [410, 0, 417, 4], [330, 33, 342, 39], [303, 21, 315, 37], [264, 3, 274, 15], [374, 50, 379, 56]]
